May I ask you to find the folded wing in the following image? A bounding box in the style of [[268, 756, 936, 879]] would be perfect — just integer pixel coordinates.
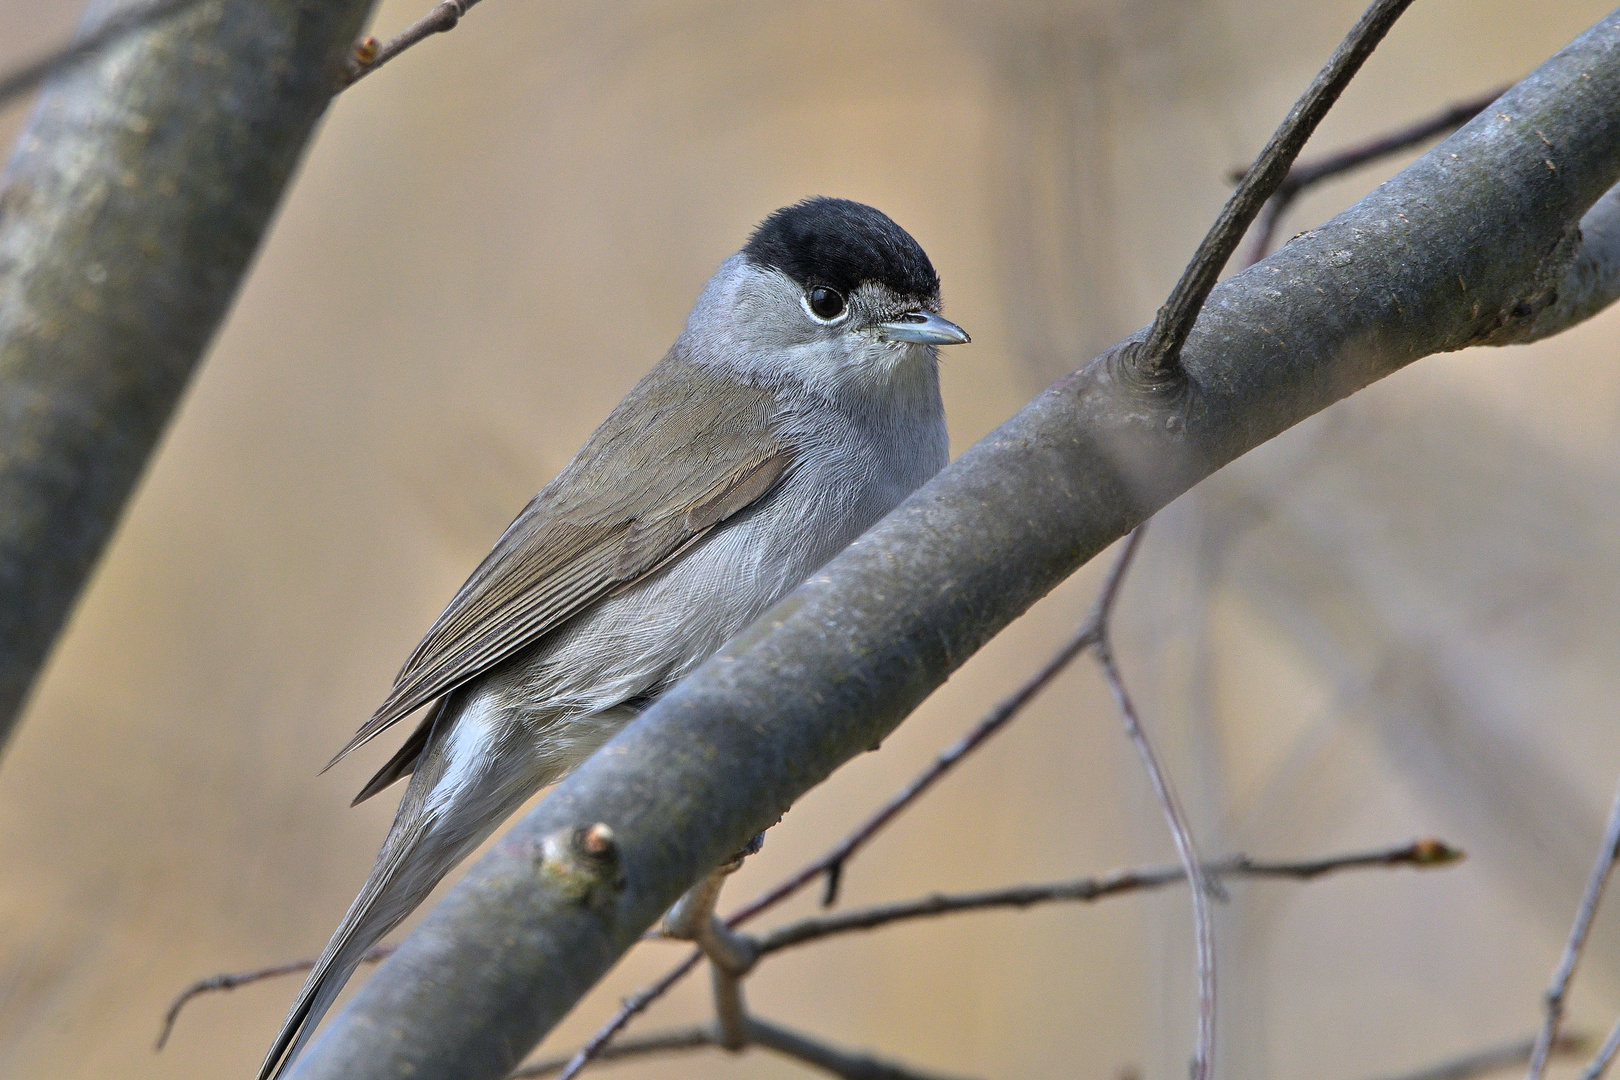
[[328, 357, 793, 768]]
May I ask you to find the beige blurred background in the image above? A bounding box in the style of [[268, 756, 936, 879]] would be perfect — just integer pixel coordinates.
[[2, 1, 1619, 1077]]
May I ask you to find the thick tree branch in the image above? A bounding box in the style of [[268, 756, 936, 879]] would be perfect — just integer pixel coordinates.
[[1241, 86, 1504, 264], [0, 0, 380, 747], [288, 13, 1620, 1080], [557, 533, 1149, 1072]]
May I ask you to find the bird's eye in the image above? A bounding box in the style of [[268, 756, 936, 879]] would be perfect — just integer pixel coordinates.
[[807, 286, 846, 321]]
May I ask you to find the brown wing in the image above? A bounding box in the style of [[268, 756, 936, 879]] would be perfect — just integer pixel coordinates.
[[327, 356, 792, 768]]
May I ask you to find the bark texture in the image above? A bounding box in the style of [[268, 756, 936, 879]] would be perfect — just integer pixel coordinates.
[[0, 0, 377, 748], [290, 10, 1620, 1080]]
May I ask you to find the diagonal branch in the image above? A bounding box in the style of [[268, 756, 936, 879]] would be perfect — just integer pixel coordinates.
[[0, 0, 206, 112], [155, 945, 397, 1051], [1373, 1034, 1589, 1080], [286, 15, 1620, 1079], [1580, 1018, 1620, 1080], [1136, 0, 1417, 379], [1527, 774, 1620, 1079], [555, 532, 1150, 1072], [0, 0, 382, 751], [729, 525, 1143, 924], [341, 0, 486, 86], [516, 1017, 977, 1080]]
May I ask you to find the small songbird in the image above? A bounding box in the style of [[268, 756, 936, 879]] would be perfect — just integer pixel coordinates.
[[258, 198, 969, 1079]]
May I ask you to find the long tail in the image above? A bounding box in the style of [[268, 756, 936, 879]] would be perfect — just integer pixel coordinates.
[[258, 698, 553, 1080]]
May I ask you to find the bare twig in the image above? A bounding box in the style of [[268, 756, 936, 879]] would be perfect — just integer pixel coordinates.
[[1092, 526, 1217, 1080], [1582, 1017, 1620, 1080], [1137, 0, 1416, 378], [552, 952, 701, 1080], [1241, 86, 1504, 264], [516, 1017, 976, 1080], [745, 1016, 978, 1080], [1372, 1033, 1589, 1080], [342, 0, 485, 87], [752, 840, 1460, 957], [0, 0, 203, 113], [0, 0, 487, 111], [511, 1026, 715, 1077], [1527, 775, 1620, 1079], [154, 944, 396, 1050]]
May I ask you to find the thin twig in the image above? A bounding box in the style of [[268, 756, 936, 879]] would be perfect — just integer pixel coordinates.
[[342, 0, 485, 87], [746, 1016, 979, 1080], [1093, 524, 1216, 1080], [515, 1017, 976, 1080], [0, 0, 202, 112], [153, 943, 396, 1050], [753, 840, 1461, 957], [1582, 1017, 1620, 1080], [0, 0, 486, 110], [1527, 775, 1620, 1079], [553, 952, 701, 1080], [1138, 0, 1416, 378], [510, 1026, 716, 1077], [1241, 86, 1504, 265], [1371, 1033, 1589, 1080]]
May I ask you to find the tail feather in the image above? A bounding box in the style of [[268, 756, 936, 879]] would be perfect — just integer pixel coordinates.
[[260, 696, 560, 1079], [257, 817, 434, 1080]]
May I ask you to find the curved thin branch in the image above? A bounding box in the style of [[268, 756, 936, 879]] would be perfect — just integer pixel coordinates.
[[154, 945, 396, 1051], [342, 0, 485, 86], [1095, 610, 1216, 1080], [548, 952, 701, 1080], [287, 15, 1620, 1080], [1138, 0, 1416, 377], [1581, 1018, 1620, 1080], [1527, 775, 1620, 1079], [517, 1017, 976, 1080], [1374, 1034, 1589, 1080], [752, 840, 1462, 957]]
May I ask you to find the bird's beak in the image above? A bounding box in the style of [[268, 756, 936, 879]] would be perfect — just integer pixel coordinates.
[[879, 311, 971, 346]]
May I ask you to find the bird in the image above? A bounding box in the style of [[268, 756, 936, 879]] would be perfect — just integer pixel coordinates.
[[257, 197, 969, 1079]]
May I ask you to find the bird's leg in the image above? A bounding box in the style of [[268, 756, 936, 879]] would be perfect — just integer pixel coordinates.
[[662, 833, 764, 1050]]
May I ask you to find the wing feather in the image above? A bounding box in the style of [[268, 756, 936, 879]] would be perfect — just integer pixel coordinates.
[[327, 358, 791, 767]]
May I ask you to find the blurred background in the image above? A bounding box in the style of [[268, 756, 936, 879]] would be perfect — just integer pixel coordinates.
[[1, 1, 1618, 1077]]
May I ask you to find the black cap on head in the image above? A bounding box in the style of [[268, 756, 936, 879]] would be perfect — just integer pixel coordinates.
[[743, 198, 940, 303]]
